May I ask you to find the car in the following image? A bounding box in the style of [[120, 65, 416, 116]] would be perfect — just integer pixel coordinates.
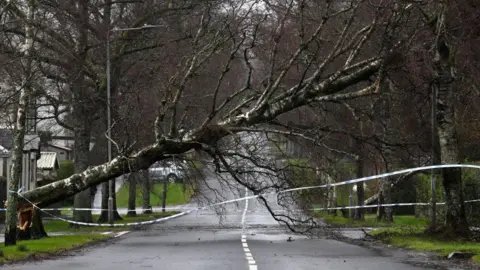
[[148, 161, 186, 183]]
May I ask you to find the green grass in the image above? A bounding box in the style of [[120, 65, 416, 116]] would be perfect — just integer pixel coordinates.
[[372, 228, 480, 264], [116, 183, 193, 208], [315, 213, 428, 228], [43, 212, 178, 232], [0, 234, 108, 263], [474, 255, 480, 264]]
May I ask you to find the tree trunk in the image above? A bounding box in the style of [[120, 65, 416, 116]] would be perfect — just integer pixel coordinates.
[[97, 179, 122, 222], [326, 174, 336, 216], [5, 91, 28, 246], [433, 4, 469, 238], [376, 190, 385, 221], [142, 170, 152, 214], [354, 140, 364, 220], [30, 207, 47, 239], [4, 0, 36, 247], [70, 122, 93, 227], [377, 177, 393, 222], [127, 173, 137, 217], [69, 0, 94, 228], [383, 177, 393, 222]]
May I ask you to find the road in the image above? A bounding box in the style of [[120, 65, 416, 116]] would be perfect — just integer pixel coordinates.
[[7, 172, 449, 270]]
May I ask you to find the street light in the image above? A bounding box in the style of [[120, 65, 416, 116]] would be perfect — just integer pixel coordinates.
[[106, 24, 164, 225]]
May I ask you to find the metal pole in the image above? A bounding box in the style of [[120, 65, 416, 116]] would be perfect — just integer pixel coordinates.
[[105, 24, 162, 223], [107, 30, 114, 225], [162, 181, 167, 212], [430, 86, 437, 228]]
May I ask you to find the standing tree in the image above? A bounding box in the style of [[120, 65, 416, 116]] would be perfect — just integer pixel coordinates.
[[430, 1, 469, 237], [3, 0, 36, 246]]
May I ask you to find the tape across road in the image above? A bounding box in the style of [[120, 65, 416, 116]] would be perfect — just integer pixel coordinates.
[[0, 207, 199, 211], [277, 164, 480, 194], [8, 164, 480, 227], [311, 199, 480, 211]]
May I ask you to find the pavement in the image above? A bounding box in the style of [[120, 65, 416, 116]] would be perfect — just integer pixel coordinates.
[[5, 170, 460, 270]]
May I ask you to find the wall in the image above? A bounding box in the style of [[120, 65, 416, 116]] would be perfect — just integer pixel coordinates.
[[0, 156, 11, 179]]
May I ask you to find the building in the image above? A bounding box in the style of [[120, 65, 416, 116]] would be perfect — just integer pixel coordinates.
[[0, 129, 41, 192], [41, 143, 72, 162], [37, 152, 59, 183]]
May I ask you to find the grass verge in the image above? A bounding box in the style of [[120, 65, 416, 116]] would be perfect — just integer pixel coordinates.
[[116, 183, 193, 208], [473, 255, 480, 264], [315, 212, 428, 228], [44, 211, 179, 232], [371, 228, 480, 264], [0, 234, 109, 264]]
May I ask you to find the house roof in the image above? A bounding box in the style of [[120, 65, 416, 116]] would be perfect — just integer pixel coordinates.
[[37, 152, 59, 170], [47, 143, 72, 151]]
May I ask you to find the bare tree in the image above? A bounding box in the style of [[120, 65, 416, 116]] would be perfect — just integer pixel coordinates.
[[15, 1, 416, 233], [3, 0, 36, 246]]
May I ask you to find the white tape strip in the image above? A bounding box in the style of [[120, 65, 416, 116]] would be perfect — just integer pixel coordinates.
[[0, 207, 199, 212], [314, 199, 480, 211], [278, 164, 480, 194], [10, 164, 480, 227]]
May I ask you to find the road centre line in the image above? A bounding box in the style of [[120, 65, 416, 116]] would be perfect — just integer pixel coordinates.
[[241, 187, 258, 270]]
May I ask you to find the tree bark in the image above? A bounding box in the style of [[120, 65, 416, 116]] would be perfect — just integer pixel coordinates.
[[70, 75, 94, 224], [127, 173, 137, 217], [5, 89, 29, 246], [377, 177, 393, 222], [354, 140, 364, 220], [433, 3, 470, 238], [70, 0, 94, 227], [97, 179, 122, 222], [70, 125, 93, 227], [142, 170, 152, 214], [4, 0, 35, 246], [326, 174, 336, 216], [376, 190, 385, 221], [30, 207, 47, 239]]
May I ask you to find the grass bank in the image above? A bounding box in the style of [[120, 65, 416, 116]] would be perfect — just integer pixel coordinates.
[[0, 234, 108, 264], [116, 183, 193, 208], [315, 213, 428, 228], [474, 255, 480, 264], [44, 211, 179, 232], [372, 228, 480, 265]]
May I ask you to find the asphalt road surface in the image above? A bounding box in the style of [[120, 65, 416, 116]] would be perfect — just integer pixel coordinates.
[[8, 175, 453, 270]]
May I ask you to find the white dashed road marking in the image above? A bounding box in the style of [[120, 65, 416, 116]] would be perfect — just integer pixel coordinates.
[[241, 187, 258, 270], [115, 231, 130, 238]]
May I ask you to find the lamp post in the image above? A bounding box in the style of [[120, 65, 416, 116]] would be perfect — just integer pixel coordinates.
[[106, 24, 164, 225]]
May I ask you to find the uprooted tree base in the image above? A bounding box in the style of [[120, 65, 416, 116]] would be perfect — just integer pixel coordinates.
[[14, 205, 48, 241]]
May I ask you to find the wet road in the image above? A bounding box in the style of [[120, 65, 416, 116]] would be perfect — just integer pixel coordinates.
[[7, 174, 446, 270]]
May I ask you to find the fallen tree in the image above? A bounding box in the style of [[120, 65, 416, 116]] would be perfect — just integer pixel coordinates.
[[14, 1, 431, 235], [23, 55, 384, 206]]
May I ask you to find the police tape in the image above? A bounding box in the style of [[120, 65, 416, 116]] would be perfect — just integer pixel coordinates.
[[0, 207, 200, 212], [2, 197, 477, 213], [310, 199, 480, 211], [8, 163, 480, 227], [277, 164, 480, 194]]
